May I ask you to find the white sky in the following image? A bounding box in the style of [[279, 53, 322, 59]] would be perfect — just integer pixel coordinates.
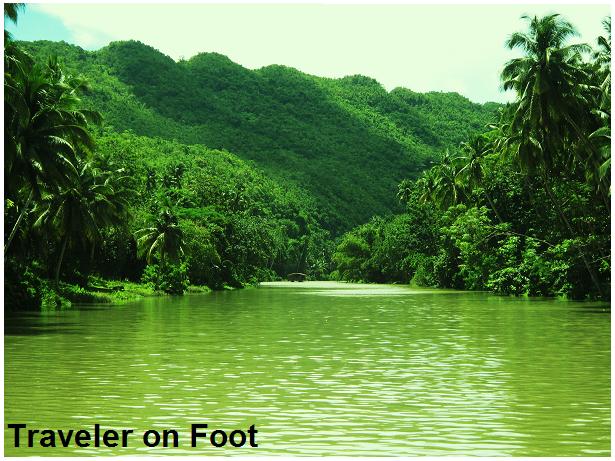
[[17, 2, 613, 103]]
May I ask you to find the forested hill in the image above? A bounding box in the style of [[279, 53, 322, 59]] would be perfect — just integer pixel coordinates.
[[19, 39, 498, 231]]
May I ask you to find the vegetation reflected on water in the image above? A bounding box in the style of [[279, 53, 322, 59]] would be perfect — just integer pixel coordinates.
[[5, 282, 610, 456]]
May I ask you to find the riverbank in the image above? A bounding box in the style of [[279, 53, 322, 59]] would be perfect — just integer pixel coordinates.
[[66, 280, 210, 304], [49, 279, 211, 309]]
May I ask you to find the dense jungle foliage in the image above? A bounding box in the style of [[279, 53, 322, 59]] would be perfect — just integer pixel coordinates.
[[4, 5, 610, 309], [332, 14, 611, 300], [4, 5, 337, 308], [17, 38, 497, 232]]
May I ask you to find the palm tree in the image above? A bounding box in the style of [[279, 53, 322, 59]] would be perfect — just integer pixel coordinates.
[[5, 56, 101, 254], [589, 126, 610, 195], [501, 14, 604, 296], [89, 153, 135, 218], [4, 3, 31, 85], [4, 3, 23, 22], [87, 160, 135, 266], [458, 135, 503, 223], [588, 17, 611, 196], [594, 17, 611, 100], [135, 207, 184, 265], [501, 14, 593, 174], [431, 150, 465, 210], [34, 160, 131, 286], [415, 168, 438, 204], [4, 3, 24, 42]]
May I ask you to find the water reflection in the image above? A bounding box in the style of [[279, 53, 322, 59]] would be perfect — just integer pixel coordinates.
[[5, 282, 610, 456]]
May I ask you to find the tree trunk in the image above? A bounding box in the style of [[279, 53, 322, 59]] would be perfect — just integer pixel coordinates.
[[85, 241, 96, 280], [4, 188, 33, 256], [542, 176, 604, 298], [55, 235, 69, 288]]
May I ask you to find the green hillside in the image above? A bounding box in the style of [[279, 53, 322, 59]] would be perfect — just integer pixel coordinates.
[[19, 39, 498, 231], [6, 11, 609, 304]]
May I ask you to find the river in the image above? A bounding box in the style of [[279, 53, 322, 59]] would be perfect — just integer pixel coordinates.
[[4, 281, 610, 456]]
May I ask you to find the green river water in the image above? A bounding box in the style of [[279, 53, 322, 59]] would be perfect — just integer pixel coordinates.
[[4, 281, 611, 456]]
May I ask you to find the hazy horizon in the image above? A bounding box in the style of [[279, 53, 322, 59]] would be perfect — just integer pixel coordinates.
[[5, 3, 611, 104]]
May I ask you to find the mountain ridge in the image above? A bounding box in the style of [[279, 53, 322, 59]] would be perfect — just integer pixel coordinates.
[[19, 39, 499, 232]]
